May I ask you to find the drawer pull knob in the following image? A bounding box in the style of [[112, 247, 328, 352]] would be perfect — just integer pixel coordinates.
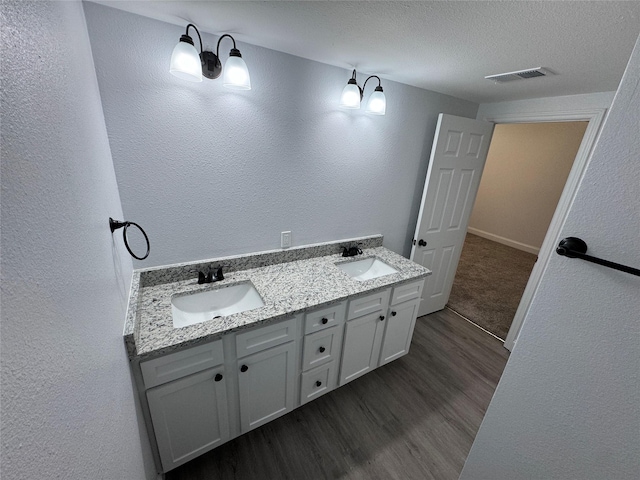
[[379, 315, 385, 321], [214, 373, 223, 382], [391, 311, 397, 316], [315, 381, 322, 387], [240, 365, 248, 373], [319, 346, 326, 353], [321, 317, 328, 325]]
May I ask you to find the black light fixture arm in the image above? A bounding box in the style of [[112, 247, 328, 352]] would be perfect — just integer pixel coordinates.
[[350, 69, 383, 100], [556, 237, 640, 277], [362, 74, 382, 92], [184, 23, 203, 54], [216, 33, 239, 57]]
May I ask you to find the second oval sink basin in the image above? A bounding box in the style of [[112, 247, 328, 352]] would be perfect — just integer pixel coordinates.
[[336, 257, 398, 281], [172, 282, 264, 328]]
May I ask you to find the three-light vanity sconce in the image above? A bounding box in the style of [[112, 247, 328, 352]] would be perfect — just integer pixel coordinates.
[[170, 23, 386, 115]]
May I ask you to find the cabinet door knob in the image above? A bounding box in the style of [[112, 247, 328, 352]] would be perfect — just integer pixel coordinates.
[[391, 311, 397, 316], [379, 315, 385, 321], [321, 317, 328, 324], [315, 381, 322, 387], [214, 373, 223, 382], [319, 346, 326, 353], [240, 365, 248, 372]]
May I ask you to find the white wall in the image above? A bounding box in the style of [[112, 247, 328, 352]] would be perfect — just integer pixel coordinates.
[[82, 2, 479, 267], [461, 34, 640, 480], [468, 122, 588, 253], [0, 1, 152, 479]]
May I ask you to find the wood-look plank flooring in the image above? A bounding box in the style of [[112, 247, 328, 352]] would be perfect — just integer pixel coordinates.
[[165, 309, 509, 480]]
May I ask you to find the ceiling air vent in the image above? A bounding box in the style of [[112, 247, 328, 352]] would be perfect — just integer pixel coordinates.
[[485, 67, 552, 83]]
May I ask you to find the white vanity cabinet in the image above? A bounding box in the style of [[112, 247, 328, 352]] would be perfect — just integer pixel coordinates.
[[339, 279, 425, 384], [141, 341, 229, 472], [339, 289, 391, 385], [299, 302, 346, 405], [135, 273, 427, 475], [379, 279, 424, 366], [235, 317, 297, 433]]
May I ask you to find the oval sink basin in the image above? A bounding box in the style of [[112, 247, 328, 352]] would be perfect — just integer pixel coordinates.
[[336, 257, 398, 281], [172, 282, 264, 328]]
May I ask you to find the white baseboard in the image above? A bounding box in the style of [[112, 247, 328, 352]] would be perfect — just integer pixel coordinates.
[[467, 227, 540, 255]]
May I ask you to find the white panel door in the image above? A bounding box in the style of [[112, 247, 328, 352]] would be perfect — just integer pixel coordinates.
[[379, 298, 421, 366], [146, 366, 229, 472], [339, 311, 386, 385], [237, 342, 296, 433], [411, 114, 494, 316]]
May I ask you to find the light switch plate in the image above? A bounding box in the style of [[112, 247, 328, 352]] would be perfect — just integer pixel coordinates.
[[281, 231, 291, 249]]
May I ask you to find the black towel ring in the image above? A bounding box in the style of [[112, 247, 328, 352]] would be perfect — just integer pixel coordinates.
[[109, 217, 150, 260]]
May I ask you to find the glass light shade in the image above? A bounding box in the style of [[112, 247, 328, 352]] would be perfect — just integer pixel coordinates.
[[222, 56, 251, 90], [170, 41, 202, 82], [340, 83, 361, 109], [365, 90, 386, 115]]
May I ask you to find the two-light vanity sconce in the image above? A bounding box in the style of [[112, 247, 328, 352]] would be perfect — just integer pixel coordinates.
[[169, 23, 251, 89], [170, 24, 386, 115], [339, 69, 386, 115]]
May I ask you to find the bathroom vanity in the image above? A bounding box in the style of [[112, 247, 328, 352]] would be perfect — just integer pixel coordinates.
[[124, 235, 430, 473]]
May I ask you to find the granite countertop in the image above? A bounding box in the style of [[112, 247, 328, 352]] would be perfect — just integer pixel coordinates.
[[125, 238, 431, 360]]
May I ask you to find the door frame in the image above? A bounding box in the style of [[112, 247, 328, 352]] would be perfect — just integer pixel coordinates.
[[478, 108, 608, 351]]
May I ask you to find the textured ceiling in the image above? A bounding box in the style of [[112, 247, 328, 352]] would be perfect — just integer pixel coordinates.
[[89, 1, 640, 103]]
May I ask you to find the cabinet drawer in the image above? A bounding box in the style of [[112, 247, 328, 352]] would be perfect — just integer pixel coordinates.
[[304, 302, 346, 334], [390, 279, 425, 306], [301, 326, 343, 372], [347, 288, 391, 320], [300, 361, 337, 406], [236, 317, 297, 359], [141, 340, 224, 389]]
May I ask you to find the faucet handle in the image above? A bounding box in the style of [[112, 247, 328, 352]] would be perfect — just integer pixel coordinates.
[[214, 266, 225, 281]]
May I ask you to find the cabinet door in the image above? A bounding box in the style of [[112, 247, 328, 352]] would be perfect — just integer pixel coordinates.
[[379, 298, 420, 366], [238, 341, 296, 433], [147, 367, 229, 472], [339, 311, 386, 385]]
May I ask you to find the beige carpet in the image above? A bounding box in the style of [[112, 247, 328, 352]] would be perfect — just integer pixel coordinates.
[[447, 233, 537, 340]]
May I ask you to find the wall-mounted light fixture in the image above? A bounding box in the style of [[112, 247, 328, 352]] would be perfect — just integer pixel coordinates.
[[170, 23, 251, 90], [339, 69, 386, 115]]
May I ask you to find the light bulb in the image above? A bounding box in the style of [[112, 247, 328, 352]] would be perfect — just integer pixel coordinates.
[[365, 88, 386, 115], [223, 54, 251, 90], [340, 82, 361, 109], [170, 39, 202, 82]]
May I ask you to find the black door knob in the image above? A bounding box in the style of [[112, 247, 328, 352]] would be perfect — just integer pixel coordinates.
[[240, 365, 248, 372], [321, 317, 328, 324], [319, 346, 326, 353], [391, 311, 397, 316], [214, 373, 223, 382], [315, 381, 322, 387], [418, 239, 427, 247], [379, 315, 385, 321]]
